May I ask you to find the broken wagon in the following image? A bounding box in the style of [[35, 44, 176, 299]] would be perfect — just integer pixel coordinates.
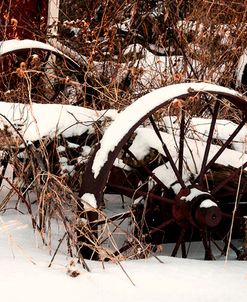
[[0, 35, 247, 261]]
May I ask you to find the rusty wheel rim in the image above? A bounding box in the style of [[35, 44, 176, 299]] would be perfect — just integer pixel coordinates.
[[80, 83, 247, 260], [0, 43, 85, 105]]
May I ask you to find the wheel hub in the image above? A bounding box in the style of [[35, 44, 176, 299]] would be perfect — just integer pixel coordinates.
[[173, 187, 222, 228]]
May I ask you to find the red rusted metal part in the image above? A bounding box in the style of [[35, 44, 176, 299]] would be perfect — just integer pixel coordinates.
[[80, 88, 247, 203], [0, 0, 48, 40], [237, 217, 247, 260], [0, 39, 84, 104], [79, 83, 247, 260], [173, 187, 222, 228]]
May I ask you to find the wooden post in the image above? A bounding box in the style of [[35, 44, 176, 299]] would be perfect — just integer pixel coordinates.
[[47, 0, 60, 40]]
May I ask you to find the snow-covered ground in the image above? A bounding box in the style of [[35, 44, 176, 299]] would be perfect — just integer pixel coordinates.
[[1, 206, 247, 302], [1, 82, 247, 301]]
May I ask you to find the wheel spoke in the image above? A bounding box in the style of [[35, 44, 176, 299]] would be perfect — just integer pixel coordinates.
[[108, 184, 175, 205], [149, 115, 186, 188], [181, 242, 187, 258], [197, 100, 220, 185], [200, 116, 247, 179], [93, 211, 131, 226], [213, 231, 241, 257], [178, 109, 185, 175], [79, 83, 247, 260], [201, 230, 215, 260], [147, 218, 175, 238], [212, 161, 247, 195], [171, 227, 186, 257], [123, 148, 170, 192]]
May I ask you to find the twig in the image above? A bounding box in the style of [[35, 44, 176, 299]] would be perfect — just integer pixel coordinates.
[[48, 232, 67, 268], [225, 165, 243, 262], [117, 261, 135, 286], [78, 252, 90, 272]]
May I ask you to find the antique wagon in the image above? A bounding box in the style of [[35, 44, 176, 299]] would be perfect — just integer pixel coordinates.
[[0, 1, 247, 263]]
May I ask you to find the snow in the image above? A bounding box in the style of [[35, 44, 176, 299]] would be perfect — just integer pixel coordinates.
[[126, 127, 247, 192], [122, 43, 226, 91], [185, 188, 210, 202], [124, 44, 198, 90], [200, 199, 218, 208], [1, 207, 247, 302], [176, 21, 239, 46], [59, 156, 74, 175], [0, 83, 247, 301], [81, 193, 97, 209], [92, 82, 243, 178], [163, 117, 247, 152], [0, 39, 78, 66], [1, 29, 247, 302], [113, 158, 132, 171], [57, 145, 66, 152], [0, 101, 117, 141], [0, 42, 246, 299], [148, 163, 191, 193]]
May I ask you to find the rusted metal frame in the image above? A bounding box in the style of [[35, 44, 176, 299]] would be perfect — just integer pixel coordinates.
[[178, 109, 186, 176], [113, 242, 132, 256], [81, 91, 246, 200], [211, 160, 247, 195], [147, 218, 175, 237], [213, 231, 241, 257], [201, 230, 214, 260], [211, 238, 225, 254], [1, 47, 81, 73], [237, 217, 247, 259], [195, 116, 247, 186], [222, 237, 241, 257], [171, 227, 187, 257], [81, 90, 247, 204], [226, 241, 240, 256], [197, 100, 220, 186], [216, 185, 247, 198], [0, 152, 10, 188], [198, 101, 214, 117], [113, 221, 176, 258], [181, 242, 187, 258], [123, 147, 170, 192], [89, 211, 131, 227], [221, 212, 244, 221], [15, 47, 82, 101], [107, 184, 175, 205], [78, 88, 247, 259], [149, 115, 186, 189], [1, 46, 82, 100]]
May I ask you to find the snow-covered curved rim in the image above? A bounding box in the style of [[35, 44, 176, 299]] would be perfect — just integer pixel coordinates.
[[0, 39, 79, 67], [92, 82, 244, 178]]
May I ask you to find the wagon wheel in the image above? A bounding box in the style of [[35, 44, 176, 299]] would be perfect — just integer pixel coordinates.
[[79, 82, 247, 260], [0, 40, 87, 105]]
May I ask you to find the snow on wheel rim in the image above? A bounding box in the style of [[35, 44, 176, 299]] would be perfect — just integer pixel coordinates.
[[92, 82, 244, 178], [0, 39, 80, 68], [78, 82, 247, 260]]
